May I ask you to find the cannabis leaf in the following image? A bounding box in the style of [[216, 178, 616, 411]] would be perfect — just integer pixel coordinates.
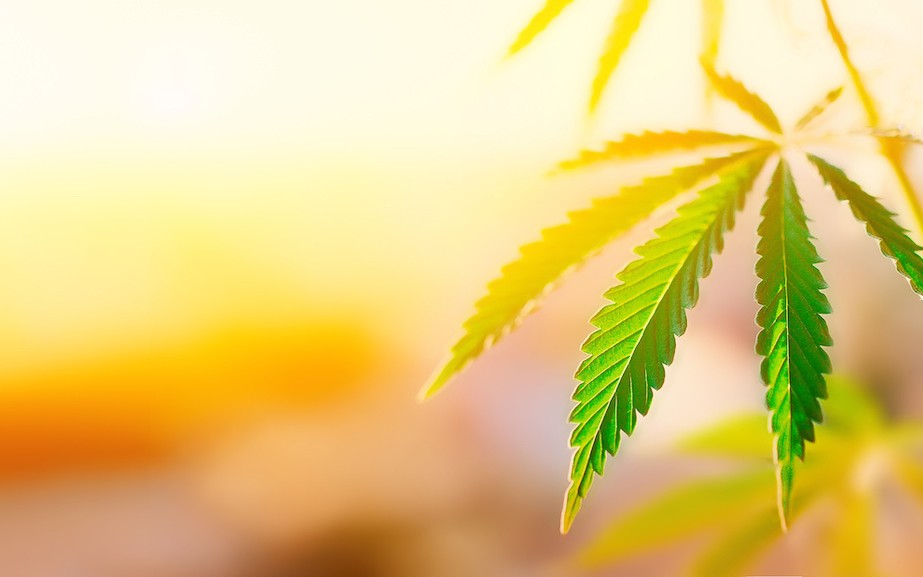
[[563, 152, 770, 531], [426, 0, 923, 539], [794, 86, 843, 131], [589, 0, 650, 114], [421, 147, 767, 400], [701, 61, 782, 134], [700, 0, 724, 66], [819, 0, 923, 238], [505, 0, 726, 116], [557, 130, 760, 171], [755, 160, 832, 528], [810, 155, 923, 298], [507, 0, 576, 57]]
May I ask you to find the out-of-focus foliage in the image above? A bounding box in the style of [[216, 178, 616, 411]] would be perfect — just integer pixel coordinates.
[[700, 60, 782, 134], [505, 0, 724, 114], [573, 376, 923, 577]]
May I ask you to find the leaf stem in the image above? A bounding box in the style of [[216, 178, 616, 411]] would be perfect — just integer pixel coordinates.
[[819, 0, 923, 240]]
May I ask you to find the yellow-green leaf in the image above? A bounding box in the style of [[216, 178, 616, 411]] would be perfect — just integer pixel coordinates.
[[810, 155, 923, 298], [702, 60, 783, 133], [678, 414, 771, 459], [795, 86, 843, 131], [589, 0, 651, 114], [701, 0, 724, 66], [558, 130, 761, 171], [507, 0, 578, 57], [575, 469, 775, 568], [422, 148, 770, 401]]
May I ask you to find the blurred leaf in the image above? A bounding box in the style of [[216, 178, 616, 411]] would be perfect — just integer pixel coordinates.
[[589, 0, 651, 114], [690, 505, 789, 577], [821, 375, 884, 434], [700, 0, 724, 66], [421, 148, 770, 400], [755, 160, 833, 528], [795, 86, 843, 131], [691, 471, 822, 577], [830, 487, 878, 577], [894, 456, 923, 509], [575, 468, 775, 568], [819, 0, 923, 240], [810, 155, 923, 298], [507, 0, 578, 57], [818, 0, 878, 125], [678, 414, 771, 459], [563, 152, 771, 532], [869, 128, 923, 147], [558, 130, 761, 171], [701, 60, 783, 133]]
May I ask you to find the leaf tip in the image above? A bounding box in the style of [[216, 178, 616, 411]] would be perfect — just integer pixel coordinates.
[[417, 358, 455, 402], [560, 485, 582, 534], [775, 463, 793, 532]]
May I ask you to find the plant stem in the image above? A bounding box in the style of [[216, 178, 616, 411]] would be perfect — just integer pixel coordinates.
[[819, 0, 923, 240]]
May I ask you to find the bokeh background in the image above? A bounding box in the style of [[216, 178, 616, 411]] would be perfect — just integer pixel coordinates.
[[3, 0, 923, 575]]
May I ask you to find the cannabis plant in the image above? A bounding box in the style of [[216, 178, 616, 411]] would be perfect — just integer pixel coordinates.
[[423, 0, 923, 533]]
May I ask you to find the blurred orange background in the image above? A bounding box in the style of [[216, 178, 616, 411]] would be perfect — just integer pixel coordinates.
[[3, 0, 923, 575]]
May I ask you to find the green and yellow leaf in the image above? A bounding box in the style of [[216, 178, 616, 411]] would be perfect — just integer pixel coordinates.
[[829, 487, 878, 577], [755, 160, 833, 529], [795, 86, 843, 131], [870, 128, 923, 147], [421, 148, 771, 400], [575, 469, 774, 568], [702, 60, 783, 134], [563, 151, 771, 531], [678, 414, 771, 459], [819, 0, 923, 239], [701, 0, 724, 66], [589, 0, 651, 114], [809, 155, 923, 298], [558, 130, 761, 171], [507, 0, 578, 57]]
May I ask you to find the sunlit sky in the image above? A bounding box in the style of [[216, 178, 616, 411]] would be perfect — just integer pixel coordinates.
[[1, 0, 922, 378]]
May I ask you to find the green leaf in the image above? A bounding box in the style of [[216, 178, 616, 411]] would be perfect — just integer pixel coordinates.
[[678, 414, 771, 459], [421, 148, 771, 400], [701, 60, 783, 134], [755, 160, 833, 529], [574, 469, 775, 568], [562, 151, 771, 532], [558, 130, 761, 171], [700, 0, 724, 65], [795, 86, 843, 131], [809, 155, 923, 298], [507, 0, 578, 57], [589, 0, 651, 114]]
